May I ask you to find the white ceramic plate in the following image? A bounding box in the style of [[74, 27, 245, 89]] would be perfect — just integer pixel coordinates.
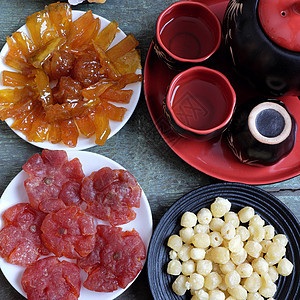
[[0, 11, 142, 150], [0, 151, 153, 300]]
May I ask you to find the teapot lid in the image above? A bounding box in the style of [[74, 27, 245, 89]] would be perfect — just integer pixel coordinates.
[[258, 0, 300, 52], [248, 101, 292, 145]]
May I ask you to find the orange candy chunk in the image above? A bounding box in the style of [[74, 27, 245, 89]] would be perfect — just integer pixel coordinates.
[[93, 105, 111, 146], [101, 88, 133, 104], [106, 34, 139, 62], [67, 10, 100, 50], [48, 122, 62, 144], [94, 20, 119, 51], [34, 69, 53, 109], [5, 33, 36, 72], [29, 36, 66, 68], [114, 49, 141, 75], [9, 32, 37, 57], [2, 71, 33, 87], [0, 89, 23, 106], [76, 114, 96, 138], [93, 41, 121, 79], [111, 73, 143, 90], [46, 2, 72, 38], [81, 79, 115, 100], [60, 119, 79, 147], [27, 109, 49, 142], [26, 10, 58, 48], [45, 101, 86, 123], [102, 102, 126, 122], [11, 104, 41, 134], [0, 97, 35, 121]]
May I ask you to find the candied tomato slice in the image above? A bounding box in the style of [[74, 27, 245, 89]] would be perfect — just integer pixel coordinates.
[[81, 167, 141, 225], [0, 203, 49, 266], [21, 256, 81, 300], [41, 206, 96, 259], [78, 225, 146, 292], [23, 149, 85, 212]]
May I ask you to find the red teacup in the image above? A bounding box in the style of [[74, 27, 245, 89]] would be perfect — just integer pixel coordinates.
[[163, 66, 236, 140], [154, 1, 221, 70]]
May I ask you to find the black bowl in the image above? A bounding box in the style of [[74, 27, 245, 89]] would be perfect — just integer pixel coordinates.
[[147, 183, 300, 300]]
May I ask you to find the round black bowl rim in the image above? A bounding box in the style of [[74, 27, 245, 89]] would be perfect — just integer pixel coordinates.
[[147, 182, 300, 300]]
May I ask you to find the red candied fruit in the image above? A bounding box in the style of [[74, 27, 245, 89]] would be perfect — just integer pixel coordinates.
[[0, 203, 49, 266], [21, 256, 81, 300], [41, 206, 96, 259], [78, 224, 146, 292], [80, 167, 142, 225], [23, 149, 85, 213]]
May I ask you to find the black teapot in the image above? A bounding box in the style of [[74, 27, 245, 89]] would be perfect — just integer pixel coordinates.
[[223, 0, 300, 97]]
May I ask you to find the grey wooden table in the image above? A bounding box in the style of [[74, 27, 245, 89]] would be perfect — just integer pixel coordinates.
[[0, 0, 299, 299]]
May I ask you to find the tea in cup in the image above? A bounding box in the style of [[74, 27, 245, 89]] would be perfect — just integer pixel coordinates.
[[163, 66, 236, 140], [154, 1, 221, 70]]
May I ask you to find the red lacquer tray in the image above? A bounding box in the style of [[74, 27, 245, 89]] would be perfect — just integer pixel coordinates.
[[144, 0, 300, 185]]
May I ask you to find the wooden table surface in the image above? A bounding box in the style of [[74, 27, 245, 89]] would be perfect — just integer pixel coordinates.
[[0, 0, 299, 299]]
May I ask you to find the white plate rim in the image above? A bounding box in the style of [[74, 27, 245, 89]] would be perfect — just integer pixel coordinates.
[[0, 10, 142, 150], [0, 150, 153, 300]]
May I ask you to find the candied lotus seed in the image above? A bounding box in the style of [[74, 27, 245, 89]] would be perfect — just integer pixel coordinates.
[[167, 235, 182, 252], [197, 208, 212, 225], [277, 257, 294, 276], [181, 212, 197, 227], [172, 275, 188, 296], [166, 197, 294, 299], [210, 197, 231, 217], [167, 260, 182, 275]]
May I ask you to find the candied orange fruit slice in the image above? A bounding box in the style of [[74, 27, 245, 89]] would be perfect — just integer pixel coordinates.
[[0, 2, 142, 147]]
